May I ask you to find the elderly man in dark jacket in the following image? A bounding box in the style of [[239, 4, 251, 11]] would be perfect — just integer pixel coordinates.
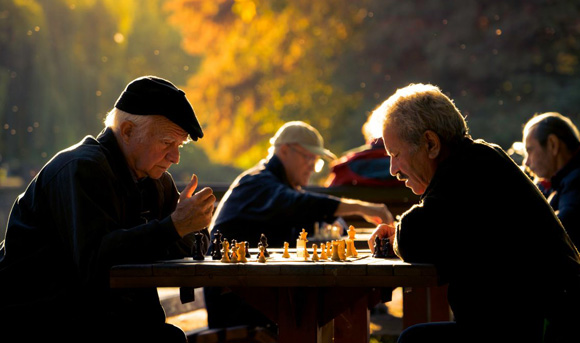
[[0, 76, 215, 342], [522, 112, 580, 247], [370, 84, 580, 343]]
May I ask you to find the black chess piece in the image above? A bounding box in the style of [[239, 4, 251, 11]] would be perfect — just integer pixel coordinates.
[[381, 237, 392, 258], [212, 230, 223, 260], [259, 233, 270, 257], [193, 232, 205, 261], [372, 235, 385, 258], [245, 241, 251, 258]]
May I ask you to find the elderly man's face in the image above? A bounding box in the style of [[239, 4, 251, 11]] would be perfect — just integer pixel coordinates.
[[523, 128, 556, 179], [282, 143, 319, 188], [383, 124, 437, 195], [125, 118, 189, 179]]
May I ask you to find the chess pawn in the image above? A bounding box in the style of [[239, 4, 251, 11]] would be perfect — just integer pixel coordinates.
[[320, 243, 328, 260], [258, 245, 267, 263], [331, 241, 341, 261], [282, 242, 291, 258], [303, 241, 310, 259], [311, 244, 319, 261], [230, 245, 239, 263], [326, 241, 332, 257], [221, 240, 231, 263], [259, 233, 270, 257], [238, 242, 247, 263]]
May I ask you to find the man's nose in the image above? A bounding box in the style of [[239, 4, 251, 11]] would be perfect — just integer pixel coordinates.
[[167, 146, 180, 164], [389, 158, 398, 177]]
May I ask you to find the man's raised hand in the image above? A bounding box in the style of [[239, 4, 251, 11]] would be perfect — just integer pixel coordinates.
[[171, 174, 216, 237]]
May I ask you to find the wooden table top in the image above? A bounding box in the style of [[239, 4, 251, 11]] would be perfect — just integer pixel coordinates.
[[110, 250, 438, 289]]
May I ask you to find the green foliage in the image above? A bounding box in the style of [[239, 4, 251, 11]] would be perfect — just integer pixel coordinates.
[[2, 0, 580, 185], [0, 0, 199, 180], [167, 0, 580, 170]]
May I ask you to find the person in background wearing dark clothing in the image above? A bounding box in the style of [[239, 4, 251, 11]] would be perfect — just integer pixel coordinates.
[[205, 120, 393, 333], [369, 84, 580, 343], [0, 76, 215, 342], [522, 112, 580, 247]]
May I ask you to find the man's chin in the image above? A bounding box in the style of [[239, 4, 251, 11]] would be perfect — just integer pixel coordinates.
[[406, 181, 425, 195]]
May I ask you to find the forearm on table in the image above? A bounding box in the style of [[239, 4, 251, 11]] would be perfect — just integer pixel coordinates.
[[334, 198, 372, 217]]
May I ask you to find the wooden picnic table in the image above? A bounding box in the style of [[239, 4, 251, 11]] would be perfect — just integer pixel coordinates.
[[110, 249, 446, 343]]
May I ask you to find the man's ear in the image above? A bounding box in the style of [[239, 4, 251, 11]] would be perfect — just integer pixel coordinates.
[[546, 134, 560, 156], [424, 130, 441, 159], [119, 120, 134, 144]]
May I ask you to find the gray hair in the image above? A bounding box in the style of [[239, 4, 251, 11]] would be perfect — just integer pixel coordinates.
[[523, 112, 580, 152], [374, 83, 469, 149], [104, 108, 191, 144]]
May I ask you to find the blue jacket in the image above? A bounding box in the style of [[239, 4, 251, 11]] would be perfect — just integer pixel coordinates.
[[210, 155, 340, 249], [549, 151, 580, 248]]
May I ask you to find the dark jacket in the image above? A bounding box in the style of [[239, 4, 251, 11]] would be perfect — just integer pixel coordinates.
[[549, 150, 580, 247], [0, 128, 206, 339], [395, 138, 580, 342], [210, 155, 340, 249]]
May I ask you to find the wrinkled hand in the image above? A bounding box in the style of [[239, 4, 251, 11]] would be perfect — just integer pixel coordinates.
[[367, 223, 396, 253], [362, 203, 394, 226], [171, 174, 216, 237]]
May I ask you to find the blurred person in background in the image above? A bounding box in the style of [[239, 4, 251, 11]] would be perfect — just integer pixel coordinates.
[[522, 112, 580, 247], [205, 120, 393, 333], [325, 111, 402, 188], [369, 83, 580, 343], [0, 76, 214, 342]]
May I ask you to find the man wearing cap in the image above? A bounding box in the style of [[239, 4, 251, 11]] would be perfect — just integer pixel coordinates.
[[0, 76, 214, 341], [204, 121, 393, 332]]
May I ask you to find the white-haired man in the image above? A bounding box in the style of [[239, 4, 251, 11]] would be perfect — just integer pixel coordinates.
[[369, 84, 580, 343], [0, 76, 215, 342]]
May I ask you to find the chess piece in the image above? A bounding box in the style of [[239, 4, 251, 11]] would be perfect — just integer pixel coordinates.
[[303, 242, 309, 259], [212, 230, 223, 260], [193, 232, 205, 261], [258, 245, 267, 263], [299, 228, 308, 241], [348, 225, 356, 240], [346, 239, 358, 258], [230, 244, 239, 263], [326, 241, 331, 257], [260, 233, 270, 257], [238, 242, 247, 263], [320, 243, 328, 260], [381, 237, 394, 257], [282, 242, 291, 258], [338, 240, 346, 260], [311, 244, 319, 261], [373, 236, 387, 258], [221, 239, 231, 263], [245, 241, 251, 258], [331, 241, 341, 261], [346, 238, 354, 258]]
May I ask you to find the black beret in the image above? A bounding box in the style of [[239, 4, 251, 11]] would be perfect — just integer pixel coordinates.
[[114, 76, 204, 140]]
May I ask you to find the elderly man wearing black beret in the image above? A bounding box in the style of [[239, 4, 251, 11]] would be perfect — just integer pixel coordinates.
[[0, 76, 215, 342]]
